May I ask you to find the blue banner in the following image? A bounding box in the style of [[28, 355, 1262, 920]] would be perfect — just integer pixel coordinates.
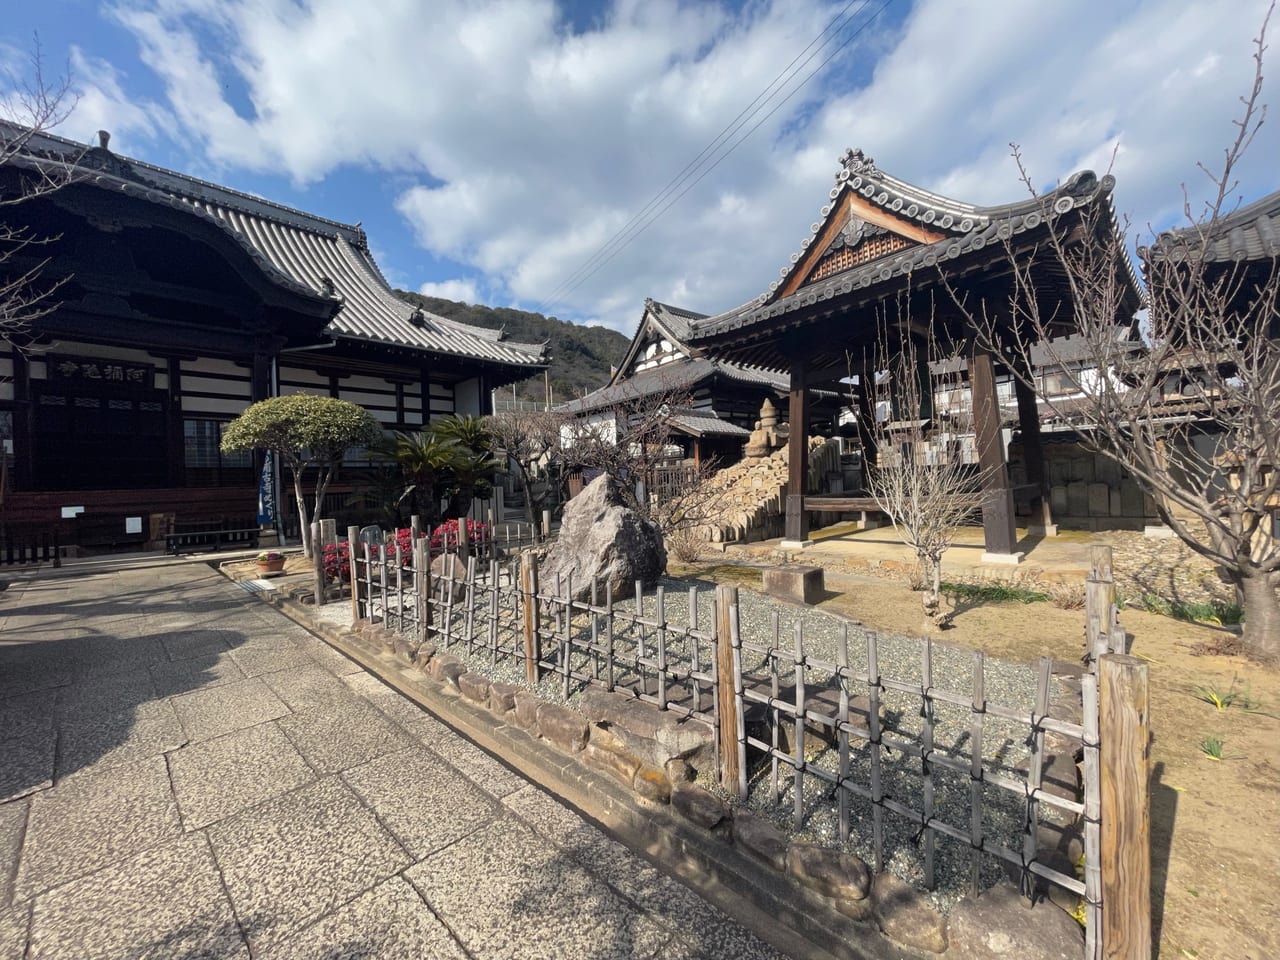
[[257, 455, 275, 525]]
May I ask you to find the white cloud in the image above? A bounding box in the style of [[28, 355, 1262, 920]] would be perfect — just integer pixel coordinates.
[[418, 278, 480, 304], [103, 0, 1278, 334]]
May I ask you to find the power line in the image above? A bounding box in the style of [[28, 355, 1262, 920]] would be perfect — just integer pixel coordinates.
[[535, 0, 897, 316]]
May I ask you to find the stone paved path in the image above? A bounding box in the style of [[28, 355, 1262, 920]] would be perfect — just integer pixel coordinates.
[[0, 560, 790, 960]]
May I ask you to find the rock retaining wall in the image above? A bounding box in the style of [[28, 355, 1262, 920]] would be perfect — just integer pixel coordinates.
[[335, 606, 1087, 960]]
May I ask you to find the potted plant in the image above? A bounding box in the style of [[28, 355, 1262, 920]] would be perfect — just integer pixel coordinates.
[[255, 550, 287, 574]]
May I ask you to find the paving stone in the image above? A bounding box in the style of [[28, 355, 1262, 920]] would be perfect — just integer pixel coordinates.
[[171, 677, 292, 743], [341, 746, 497, 860], [871, 870, 947, 954], [149, 652, 246, 698], [160, 630, 236, 663], [206, 776, 409, 953], [53, 671, 159, 721], [226, 638, 314, 678], [946, 880, 1084, 959], [0, 801, 26, 907], [259, 876, 466, 960], [0, 731, 54, 804], [0, 691, 55, 743], [261, 664, 363, 713], [427, 734, 528, 798], [406, 818, 666, 960], [26, 833, 247, 960], [0, 656, 71, 700], [16, 755, 181, 901], [341, 671, 438, 727], [56, 699, 187, 780], [0, 903, 29, 960], [169, 722, 314, 830], [276, 700, 412, 775], [295, 636, 363, 676]]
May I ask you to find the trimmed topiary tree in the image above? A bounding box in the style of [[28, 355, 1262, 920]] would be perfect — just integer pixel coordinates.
[[221, 395, 383, 556]]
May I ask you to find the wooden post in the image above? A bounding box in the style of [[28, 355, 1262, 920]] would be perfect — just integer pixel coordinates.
[[311, 522, 325, 607], [414, 535, 429, 645], [715, 584, 741, 795], [1087, 545, 1117, 668], [410, 514, 421, 543], [1014, 375, 1055, 534], [520, 550, 541, 683], [347, 524, 361, 623], [970, 349, 1018, 557], [1099, 654, 1151, 960], [785, 359, 809, 542]]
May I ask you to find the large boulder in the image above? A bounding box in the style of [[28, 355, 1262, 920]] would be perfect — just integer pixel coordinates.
[[540, 473, 665, 601]]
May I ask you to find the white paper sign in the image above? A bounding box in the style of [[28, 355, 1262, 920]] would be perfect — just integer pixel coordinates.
[[125, 516, 142, 534], [60, 506, 85, 519]]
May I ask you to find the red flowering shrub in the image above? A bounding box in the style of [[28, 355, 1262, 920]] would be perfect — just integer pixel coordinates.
[[321, 519, 490, 582]]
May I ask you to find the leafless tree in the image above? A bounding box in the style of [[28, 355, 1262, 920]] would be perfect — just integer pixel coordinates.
[[851, 309, 987, 629], [485, 406, 566, 531], [952, 8, 1280, 660], [558, 378, 728, 555], [1, 38, 79, 347]]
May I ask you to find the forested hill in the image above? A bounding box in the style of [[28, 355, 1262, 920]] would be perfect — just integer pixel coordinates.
[[396, 291, 631, 402]]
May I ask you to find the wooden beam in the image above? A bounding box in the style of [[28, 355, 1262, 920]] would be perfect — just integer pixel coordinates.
[[785, 359, 809, 542], [970, 349, 1017, 556], [715, 584, 741, 795], [1014, 375, 1053, 532]]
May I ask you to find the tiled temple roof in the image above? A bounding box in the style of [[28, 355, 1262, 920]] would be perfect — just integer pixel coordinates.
[[2, 122, 546, 370]]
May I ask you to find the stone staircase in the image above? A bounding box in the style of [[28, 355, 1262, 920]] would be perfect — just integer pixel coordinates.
[[700, 438, 843, 544]]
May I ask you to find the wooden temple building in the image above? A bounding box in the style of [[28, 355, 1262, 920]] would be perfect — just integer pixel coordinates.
[[682, 148, 1141, 559], [558, 298, 797, 467], [0, 123, 546, 554]]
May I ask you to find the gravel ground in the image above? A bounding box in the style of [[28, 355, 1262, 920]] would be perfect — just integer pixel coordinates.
[[351, 567, 1059, 914]]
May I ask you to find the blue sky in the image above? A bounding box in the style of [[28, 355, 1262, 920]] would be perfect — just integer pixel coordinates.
[[3, 0, 1277, 333]]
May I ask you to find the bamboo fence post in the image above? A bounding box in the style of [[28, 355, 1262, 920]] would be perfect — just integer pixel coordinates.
[[520, 551, 540, 683], [969, 649, 986, 898], [921, 639, 937, 890], [1099, 653, 1151, 960], [458, 517, 470, 562], [715, 584, 741, 795], [410, 514, 421, 544], [837, 625, 850, 842], [347, 525, 361, 623], [1082, 674, 1103, 960], [414, 536, 429, 645], [311, 522, 325, 607], [792, 622, 806, 831]]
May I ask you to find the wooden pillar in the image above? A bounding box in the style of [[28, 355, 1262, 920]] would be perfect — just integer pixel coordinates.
[[785, 359, 809, 543], [1014, 375, 1055, 535], [970, 350, 1019, 558], [854, 368, 878, 491], [715, 584, 743, 796], [12, 350, 32, 491], [1099, 653, 1151, 959], [165, 357, 183, 487]]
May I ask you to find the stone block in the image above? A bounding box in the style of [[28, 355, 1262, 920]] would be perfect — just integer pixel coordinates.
[[670, 783, 728, 830], [1065, 482, 1088, 517], [414, 643, 436, 669], [664, 758, 694, 784], [631, 766, 671, 804], [1049, 484, 1068, 515], [536, 703, 589, 753], [762, 565, 824, 605], [872, 871, 946, 954], [732, 812, 787, 872], [488, 681, 518, 715], [1087, 483, 1110, 517], [786, 844, 870, 901], [581, 741, 641, 785], [1120, 481, 1145, 517], [513, 691, 541, 730], [427, 654, 460, 683], [946, 881, 1084, 959], [457, 673, 490, 704]]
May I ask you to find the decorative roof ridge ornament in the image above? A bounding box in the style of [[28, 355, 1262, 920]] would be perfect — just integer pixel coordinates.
[[839, 147, 880, 181]]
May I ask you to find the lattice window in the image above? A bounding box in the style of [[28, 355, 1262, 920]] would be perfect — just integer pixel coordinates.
[[808, 233, 913, 283]]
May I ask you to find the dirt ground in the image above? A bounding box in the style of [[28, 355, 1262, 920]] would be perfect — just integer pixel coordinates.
[[672, 558, 1280, 960], [228, 550, 1278, 958]]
